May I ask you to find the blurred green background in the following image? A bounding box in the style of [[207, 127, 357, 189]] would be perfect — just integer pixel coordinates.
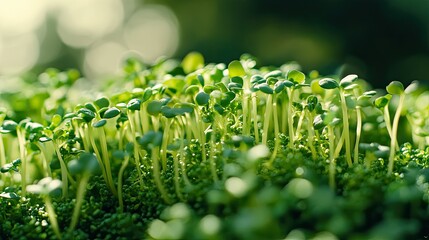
[[0, 0, 428, 89]]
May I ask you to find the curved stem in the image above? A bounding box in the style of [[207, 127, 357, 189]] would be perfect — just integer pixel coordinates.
[[17, 128, 27, 196], [306, 112, 317, 160], [118, 155, 130, 213], [152, 149, 171, 204], [262, 94, 273, 146], [287, 89, 295, 148], [209, 123, 219, 182], [388, 94, 405, 175], [53, 142, 68, 199], [98, 127, 117, 196], [69, 174, 90, 233], [251, 93, 260, 143], [339, 91, 352, 166], [328, 126, 336, 190], [44, 196, 62, 240], [161, 119, 172, 170], [127, 111, 144, 189], [354, 107, 362, 164], [268, 97, 280, 165]]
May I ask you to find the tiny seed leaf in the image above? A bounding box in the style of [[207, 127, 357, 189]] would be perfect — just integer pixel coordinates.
[[103, 107, 121, 119], [318, 78, 339, 89], [228, 60, 245, 77], [195, 92, 210, 106]]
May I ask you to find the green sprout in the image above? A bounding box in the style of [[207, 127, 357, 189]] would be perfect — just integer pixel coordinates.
[[67, 152, 100, 233], [385, 81, 405, 175], [318, 75, 358, 167]]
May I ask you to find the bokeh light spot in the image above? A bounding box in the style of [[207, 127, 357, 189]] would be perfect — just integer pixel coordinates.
[[84, 41, 127, 78], [124, 5, 179, 63], [288, 178, 314, 199], [226, 177, 248, 197], [0, 0, 47, 36], [0, 34, 39, 74], [57, 0, 124, 48], [199, 215, 221, 235]]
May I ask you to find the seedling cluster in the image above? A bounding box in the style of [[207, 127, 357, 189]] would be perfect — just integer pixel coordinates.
[[1, 53, 429, 239]]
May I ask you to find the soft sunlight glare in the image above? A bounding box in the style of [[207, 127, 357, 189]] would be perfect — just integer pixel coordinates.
[[56, 0, 124, 48], [0, 34, 39, 74], [0, 0, 47, 36], [84, 41, 127, 78], [124, 5, 179, 63]]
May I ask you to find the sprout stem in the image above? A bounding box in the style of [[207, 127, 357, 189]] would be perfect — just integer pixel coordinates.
[[384, 107, 399, 151], [268, 97, 280, 165], [388, 94, 405, 175], [178, 128, 192, 187], [118, 155, 130, 213], [87, 126, 108, 193], [151, 148, 171, 204], [53, 142, 68, 199], [36, 142, 52, 177], [306, 112, 317, 160], [262, 94, 273, 146], [251, 93, 260, 143], [339, 91, 352, 166], [161, 119, 172, 170], [69, 174, 90, 233], [98, 127, 117, 196], [354, 107, 363, 164], [127, 111, 144, 189], [287, 89, 295, 148], [328, 126, 336, 190], [44, 196, 62, 240], [294, 110, 305, 141], [17, 128, 27, 196], [209, 123, 219, 182]]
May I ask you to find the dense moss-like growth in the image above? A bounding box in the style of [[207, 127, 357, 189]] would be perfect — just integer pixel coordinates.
[[1, 53, 429, 239]]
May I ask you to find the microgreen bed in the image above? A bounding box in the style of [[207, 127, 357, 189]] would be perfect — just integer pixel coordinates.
[[1, 53, 429, 239]]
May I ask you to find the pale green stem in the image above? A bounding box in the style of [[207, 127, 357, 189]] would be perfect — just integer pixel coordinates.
[[53, 142, 68, 198], [262, 94, 273, 146], [69, 174, 90, 232], [44, 196, 62, 240], [17, 128, 27, 196], [36, 142, 52, 177], [86, 126, 108, 190], [388, 94, 405, 175], [98, 126, 117, 196], [384, 107, 393, 139], [354, 107, 362, 164], [152, 148, 171, 204], [339, 91, 352, 166], [306, 112, 317, 160], [328, 126, 336, 190], [0, 134, 7, 183], [384, 106, 399, 151], [118, 155, 130, 213], [127, 111, 144, 189], [251, 93, 260, 143], [333, 129, 345, 159], [294, 111, 306, 141], [178, 128, 192, 187], [139, 103, 150, 133], [281, 98, 288, 134], [173, 149, 185, 201], [287, 89, 295, 148], [161, 119, 172, 170], [209, 123, 219, 182], [268, 97, 280, 165]]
